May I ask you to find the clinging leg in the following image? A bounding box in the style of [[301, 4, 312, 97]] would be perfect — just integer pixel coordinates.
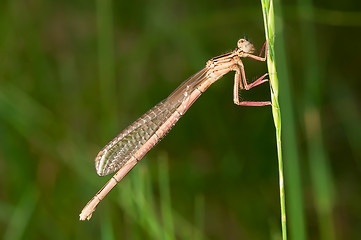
[[232, 62, 271, 107]]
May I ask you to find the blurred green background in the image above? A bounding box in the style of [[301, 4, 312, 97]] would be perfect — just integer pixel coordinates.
[[1, 0, 361, 239]]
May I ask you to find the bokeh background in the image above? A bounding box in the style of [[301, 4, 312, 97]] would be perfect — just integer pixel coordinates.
[[1, 0, 360, 239]]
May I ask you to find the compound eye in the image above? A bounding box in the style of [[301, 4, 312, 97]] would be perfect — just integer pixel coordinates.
[[237, 39, 245, 46], [237, 38, 248, 49], [237, 38, 255, 54]]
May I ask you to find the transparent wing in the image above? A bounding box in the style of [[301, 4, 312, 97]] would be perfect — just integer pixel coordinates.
[[95, 67, 208, 176]]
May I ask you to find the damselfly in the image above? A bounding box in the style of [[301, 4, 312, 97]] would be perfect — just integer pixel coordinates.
[[80, 38, 270, 220]]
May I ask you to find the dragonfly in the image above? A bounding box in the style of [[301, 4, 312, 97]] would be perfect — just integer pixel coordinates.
[[80, 38, 271, 220]]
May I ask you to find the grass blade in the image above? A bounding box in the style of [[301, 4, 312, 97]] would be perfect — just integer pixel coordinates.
[[296, 1, 336, 239], [158, 153, 176, 240], [260, 1, 287, 239]]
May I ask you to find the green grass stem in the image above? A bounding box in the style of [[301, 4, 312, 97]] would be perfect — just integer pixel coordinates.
[[260, 1, 287, 239]]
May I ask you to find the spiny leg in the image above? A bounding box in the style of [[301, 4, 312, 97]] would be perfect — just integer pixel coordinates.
[[235, 58, 268, 91], [233, 62, 270, 107], [246, 40, 268, 62], [257, 41, 268, 58], [236, 99, 271, 107], [247, 73, 269, 89]]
